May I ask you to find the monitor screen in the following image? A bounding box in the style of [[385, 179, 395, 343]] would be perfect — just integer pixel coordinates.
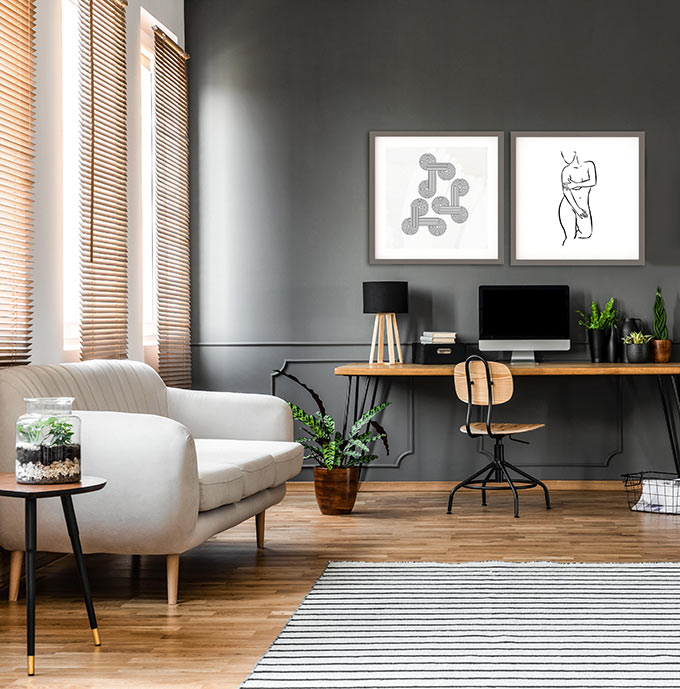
[[479, 285, 570, 341]]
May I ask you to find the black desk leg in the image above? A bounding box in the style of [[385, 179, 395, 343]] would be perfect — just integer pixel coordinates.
[[25, 498, 36, 676], [657, 375, 680, 475], [60, 495, 101, 647]]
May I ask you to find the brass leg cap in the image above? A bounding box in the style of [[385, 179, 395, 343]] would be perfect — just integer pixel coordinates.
[[27, 655, 35, 676], [92, 627, 101, 646]]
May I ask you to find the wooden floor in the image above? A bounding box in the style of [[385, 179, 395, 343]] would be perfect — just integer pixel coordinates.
[[1, 488, 680, 688]]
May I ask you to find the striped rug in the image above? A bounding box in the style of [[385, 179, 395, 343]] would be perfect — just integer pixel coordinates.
[[241, 561, 680, 688]]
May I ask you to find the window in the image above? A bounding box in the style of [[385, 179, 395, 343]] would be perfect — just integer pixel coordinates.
[[152, 27, 191, 387], [62, 0, 129, 360], [0, 0, 35, 366], [62, 0, 80, 351], [140, 49, 156, 345], [140, 12, 191, 386]]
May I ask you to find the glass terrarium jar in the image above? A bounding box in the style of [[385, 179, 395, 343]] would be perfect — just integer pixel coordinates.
[[15, 398, 81, 484]]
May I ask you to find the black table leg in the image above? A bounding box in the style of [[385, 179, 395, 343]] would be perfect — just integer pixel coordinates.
[[25, 497, 36, 676], [657, 375, 680, 475], [60, 495, 100, 647]]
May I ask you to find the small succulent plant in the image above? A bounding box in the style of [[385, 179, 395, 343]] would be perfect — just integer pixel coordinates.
[[621, 331, 653, 345]]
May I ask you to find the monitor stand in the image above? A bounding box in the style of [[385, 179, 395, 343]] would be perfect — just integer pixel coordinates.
[[510, 350, 536, 364]]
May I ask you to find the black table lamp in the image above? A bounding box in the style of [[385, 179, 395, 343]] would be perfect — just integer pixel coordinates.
[[363, 281, 408, 365]]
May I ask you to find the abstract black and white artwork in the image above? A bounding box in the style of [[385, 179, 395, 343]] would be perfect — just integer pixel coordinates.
[[370, 132, 503, 264], [512, 132, 645, 265]]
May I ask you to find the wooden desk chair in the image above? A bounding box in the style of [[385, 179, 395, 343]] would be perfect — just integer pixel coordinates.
[[448, 355, 550, 518]]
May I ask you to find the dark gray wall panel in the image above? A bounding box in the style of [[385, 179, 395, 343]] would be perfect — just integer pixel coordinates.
[[186, 0, 680, 480]]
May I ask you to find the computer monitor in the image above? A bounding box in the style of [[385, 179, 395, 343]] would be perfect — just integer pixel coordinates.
[[478, 285, 570, 363]]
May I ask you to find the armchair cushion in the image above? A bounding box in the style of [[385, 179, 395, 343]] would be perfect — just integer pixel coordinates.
[[195, 439, 302, 512]]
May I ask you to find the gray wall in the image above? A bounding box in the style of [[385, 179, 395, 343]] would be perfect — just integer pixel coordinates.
[[185, 0, 680, 481]]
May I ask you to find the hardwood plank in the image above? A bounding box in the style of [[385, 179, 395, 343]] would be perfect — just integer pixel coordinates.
[[0, 490, 676, 688]]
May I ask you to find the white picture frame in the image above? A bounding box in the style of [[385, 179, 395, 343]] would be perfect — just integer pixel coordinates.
[[511, 132, 645, 265], [370, 132, 504, 264]]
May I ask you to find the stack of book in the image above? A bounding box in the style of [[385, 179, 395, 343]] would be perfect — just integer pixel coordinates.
[[420, 331, 456, 345]]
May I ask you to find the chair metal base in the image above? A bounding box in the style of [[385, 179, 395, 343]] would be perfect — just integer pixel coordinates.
[[447, 438, 550, 518]]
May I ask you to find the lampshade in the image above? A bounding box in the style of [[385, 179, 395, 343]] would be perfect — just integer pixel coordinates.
[[363, 281, 408, 314]]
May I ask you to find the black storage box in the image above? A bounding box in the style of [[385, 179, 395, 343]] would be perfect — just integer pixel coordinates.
[[412, 342, 466, 365]]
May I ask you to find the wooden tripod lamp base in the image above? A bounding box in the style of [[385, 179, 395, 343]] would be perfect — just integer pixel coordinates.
[[369, 313, 403, 365]]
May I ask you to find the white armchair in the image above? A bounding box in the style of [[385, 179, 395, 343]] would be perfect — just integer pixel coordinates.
[[0, 360, 303, 604]]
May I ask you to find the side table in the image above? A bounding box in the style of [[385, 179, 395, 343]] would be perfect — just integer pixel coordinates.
[[0, 474, 106, 675]]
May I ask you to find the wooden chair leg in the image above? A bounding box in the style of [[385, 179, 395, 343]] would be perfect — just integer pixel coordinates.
[[166, 554, 179, 605], [256, 511, 265, 549], [9, 550, 22, 602]]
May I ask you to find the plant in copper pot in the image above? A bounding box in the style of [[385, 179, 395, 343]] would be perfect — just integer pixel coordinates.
[[276, 370, 389, 515], [652, 287, 672, 363]]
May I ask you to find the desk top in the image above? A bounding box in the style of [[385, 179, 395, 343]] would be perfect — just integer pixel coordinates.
[[0, 474, 107, 499], [334, 362, 680, 377]]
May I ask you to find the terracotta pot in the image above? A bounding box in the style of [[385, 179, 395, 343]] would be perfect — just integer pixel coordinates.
[[652, 339, 672, 363], [313, 466, 359, 515]]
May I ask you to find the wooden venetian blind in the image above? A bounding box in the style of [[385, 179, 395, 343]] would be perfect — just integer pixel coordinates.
[[0, 0, 35, 366], [78, 0, 128, 360], [153, 28, 191, 388]]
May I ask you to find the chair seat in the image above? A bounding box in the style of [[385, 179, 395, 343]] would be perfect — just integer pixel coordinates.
[[195, 439, 303, 512], [460, 422, 545, 435]]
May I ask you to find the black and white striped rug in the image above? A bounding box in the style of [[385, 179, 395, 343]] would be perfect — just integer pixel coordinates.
[[241, 561, 680, 688]]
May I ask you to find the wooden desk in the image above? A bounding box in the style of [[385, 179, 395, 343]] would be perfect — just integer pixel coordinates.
[[335, 361, 680, 377], [334, 361, 680, 474]]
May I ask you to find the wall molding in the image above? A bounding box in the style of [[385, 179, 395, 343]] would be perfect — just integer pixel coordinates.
[[192, 341, 388, 347]]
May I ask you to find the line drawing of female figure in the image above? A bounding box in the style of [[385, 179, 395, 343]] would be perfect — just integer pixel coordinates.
[[558, 150, 597, 245]]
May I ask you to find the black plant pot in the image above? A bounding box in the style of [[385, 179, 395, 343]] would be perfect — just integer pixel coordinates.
[[606, 325, 619, 363], [587, 329, 607, 363], [625, 343, 651, 364], [620, 318, 642, 363]]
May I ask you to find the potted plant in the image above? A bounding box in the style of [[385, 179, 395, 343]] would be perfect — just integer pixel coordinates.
[[277, 370, 389, 514], [621, 331, 654, 364], [652, 287, 672, 363], [577, 297, 619, 363], [15, 398, 81, 484]]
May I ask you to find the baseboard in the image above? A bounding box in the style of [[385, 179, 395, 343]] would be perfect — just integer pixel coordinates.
[[287, 480, 623, 492]]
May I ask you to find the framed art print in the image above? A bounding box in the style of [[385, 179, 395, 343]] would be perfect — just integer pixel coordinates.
[[512, 132, 645, 265], [370, 131, 504, 264]]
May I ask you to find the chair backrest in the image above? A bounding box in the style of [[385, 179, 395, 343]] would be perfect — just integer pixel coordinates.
[[454, 357, 514, 406], [0, 359, 168, 472]]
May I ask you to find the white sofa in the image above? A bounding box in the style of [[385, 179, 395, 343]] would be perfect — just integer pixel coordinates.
[[0, 360, 303, 604]]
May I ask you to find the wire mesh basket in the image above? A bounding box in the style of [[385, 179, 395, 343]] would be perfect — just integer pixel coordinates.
[[622, 471, 680, 514]]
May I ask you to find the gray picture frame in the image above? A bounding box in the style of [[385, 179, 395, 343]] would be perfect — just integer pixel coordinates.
[[370, 131, 505, 265], [511, 131, 645, 266]]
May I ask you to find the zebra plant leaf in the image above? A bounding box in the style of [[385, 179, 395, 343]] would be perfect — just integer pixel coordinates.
[[369, 418, 390, 455], [275, 368, 326, 417], [350, 402, 389, 438], [282, 373, 390, 469]]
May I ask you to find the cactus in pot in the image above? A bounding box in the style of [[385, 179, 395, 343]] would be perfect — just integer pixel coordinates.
[[652, 287, 672, 363]]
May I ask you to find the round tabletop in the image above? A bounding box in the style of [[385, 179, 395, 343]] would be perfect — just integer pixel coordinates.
[[0, 474, 106, 499]]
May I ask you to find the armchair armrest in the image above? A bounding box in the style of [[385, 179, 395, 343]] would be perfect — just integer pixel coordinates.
[[167, 388, 293, 441]]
